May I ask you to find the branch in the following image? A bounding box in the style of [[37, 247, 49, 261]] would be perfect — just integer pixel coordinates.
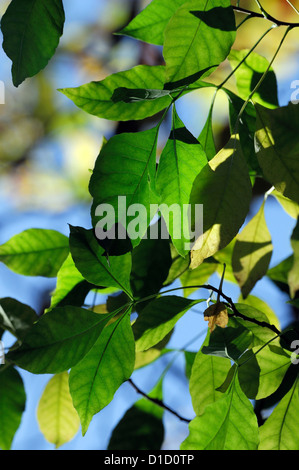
[[128, 379, 191, 423], [135, 283, 282, 336], [203, 284, 282, 336], [232, 5, 299, 27]]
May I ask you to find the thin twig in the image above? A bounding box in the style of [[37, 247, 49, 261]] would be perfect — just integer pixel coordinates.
[[232, 4, 299, 27], [286, 0, 299, 16], [128, 379, 191, 423], [135, 283, 282, 336]]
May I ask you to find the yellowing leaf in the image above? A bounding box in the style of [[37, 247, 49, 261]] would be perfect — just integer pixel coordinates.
[[204, 302, 228, 332], [37, 372, 80, 448], [232, 200, 273, 298], [190, 135, 252, 269]]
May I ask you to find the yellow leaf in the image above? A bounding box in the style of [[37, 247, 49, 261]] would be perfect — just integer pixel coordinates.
[[37, 372, 80, 448]]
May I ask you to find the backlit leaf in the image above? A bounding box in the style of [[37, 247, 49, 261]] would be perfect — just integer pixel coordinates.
[[163, 0, 236, 87], [189, 332, 231, 415], [181, 373, 259, 450], [69, 311, 135, 435], [238, 294, 280, 330], [89, 126, 159, 247], [156, 106, 208, 256], [60, 65, 172, 121], [1, 0, 65, 86], [228, 50, 279, 108], [0, 298, 37, 340], [133, 296, 201, 351], [201, 325, 252, 362], [0, 229, 69, 277], [180, 259, 219, 297], [0, 367, 26, 450], [271, 189, 299, 220], [238, 345, 291, 400], [259, 378, 299, 450], [190, 135, 252, 269], [37, 372, 80, 449], [232, 200, 273, 298], [69, 226, 132, 298], [118, 0, 187, 45], [255, 103, 299, 204], [7, 306, 116, 374], [288, 218, 299, 298]]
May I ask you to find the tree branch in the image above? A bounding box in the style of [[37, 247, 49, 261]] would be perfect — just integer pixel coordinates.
[[128, 379, 191, 423], [232, 5, 299, 27]]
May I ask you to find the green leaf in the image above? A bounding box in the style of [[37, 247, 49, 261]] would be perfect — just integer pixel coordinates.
[[255, 103, 299, 204], [1, 0, 65, 87], [189, 332, 231, 415], [238, 294, 280, 331], [213, 239, 237, 284], [133, 296, 201, 351], [37, 372, 80, 449], [233, 303, 279, 346], [89, 126, 159, 246], [238, 345, 291, 400], [0, 367, 26, 450], [267, 255, 294, 287], [226, 90, 261, 179], [69, 312, 135, 435], [156, 106, 208, 256], [190, 135, 252, 269], [131, 230, 172, 304], [0, 298, 37, 340], [0, 229, 69, 277], [288, 218, 299, 298], [7, 306, 117, 374], [59, 65, 172, 121], [134, 345, 171, 370], [69, 226, 132, 298], [184, 351, 197, 380], [163, 0, 236, 87], [108, 379, 164, 450], [201, 325, 252, 363], [163, 243, 190, 286], [228, 49, 279, 108], [198, 103, 217, 161], [271, 189, 299, 220], [47, 254, 90, 311], [259, 378, 299, 450], [232, 200, 273, 298], [181, 373, 259, 450], [118, 0, 187, 45], [180, 259, 218, 297]]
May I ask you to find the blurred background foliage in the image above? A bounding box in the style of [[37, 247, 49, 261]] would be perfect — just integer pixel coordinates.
[[1, 0, 298, 214]]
